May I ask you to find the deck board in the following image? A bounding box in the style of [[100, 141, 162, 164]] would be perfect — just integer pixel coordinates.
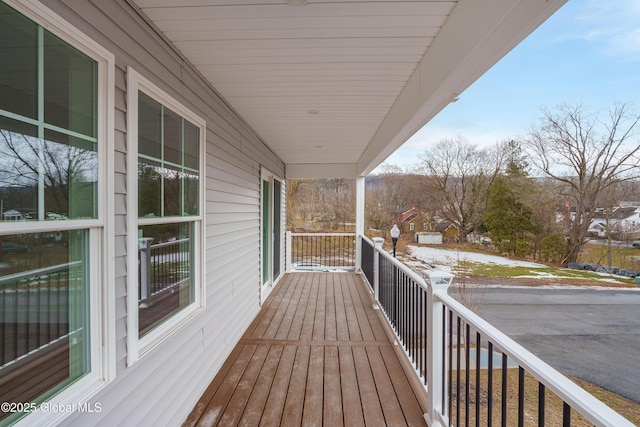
[[185, 272, 427, 426]]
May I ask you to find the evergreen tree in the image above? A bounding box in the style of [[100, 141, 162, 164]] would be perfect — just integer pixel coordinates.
[[484, 175, 537, 257]]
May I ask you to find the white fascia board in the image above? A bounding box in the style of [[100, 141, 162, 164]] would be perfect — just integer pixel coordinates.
[[356, 0, 567, 177], [286, 163, 358, 179]]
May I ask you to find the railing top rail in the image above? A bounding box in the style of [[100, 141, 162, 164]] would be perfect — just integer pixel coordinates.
[[148, 238, 190, 250], [0, 261, 83, 288], [288, 232, 356, 237], [434, 288, 633, 427]]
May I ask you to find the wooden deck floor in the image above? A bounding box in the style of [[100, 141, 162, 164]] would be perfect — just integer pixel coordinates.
[[183, 272, 428, 427]]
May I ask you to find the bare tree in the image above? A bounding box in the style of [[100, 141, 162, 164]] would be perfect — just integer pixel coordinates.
[[0, 128, 97, 219], [286, 178, 324, 229], [418, 137, 501, 242], [524, 103, 640, 263], [319, 178, 355, 230], [365, 164, 415, 230]]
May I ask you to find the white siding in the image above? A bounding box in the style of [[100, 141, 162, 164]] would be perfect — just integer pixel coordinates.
[[38, 0, 284, 425]]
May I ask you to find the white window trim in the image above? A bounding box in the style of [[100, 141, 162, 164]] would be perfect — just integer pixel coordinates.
[[2, 1, 116, 426], [126, 67, 206, 365]]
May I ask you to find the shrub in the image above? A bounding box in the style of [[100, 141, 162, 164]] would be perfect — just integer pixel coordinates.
[[539, 234, 566, 263]]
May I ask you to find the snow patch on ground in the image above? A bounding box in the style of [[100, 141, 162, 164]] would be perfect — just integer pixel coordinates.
[[405, 245, 638, 288], [408, 245, 546, 272]]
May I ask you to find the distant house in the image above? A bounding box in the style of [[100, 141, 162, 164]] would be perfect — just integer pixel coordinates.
[[435, 221, 460, 242], [589, 206, 640, 239], [2, 208, 33, 221], [390, 207, 433, 234]]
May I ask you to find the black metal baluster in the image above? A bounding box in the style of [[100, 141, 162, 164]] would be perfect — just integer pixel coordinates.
[[538, 383, 545, 427], [27, 275, 33, 353], [56, 271, 62, 340], [518, 367, 524, 427], [448, 309, 453, 425], [562, 403, 570, 427], [442, 307, 447, 414], [502, 353, 507, 427], [411, 277, 415, 361], [465, 323, 470, 427], [403, 272, 407, 346], [420, 288, 425, 381], [13, 280, 17, 361], [457, 316, 461, 426], [476, 332, 481, 427], [46, 273, 51, 355], [487, 342, 493, 427], [405, 273, 409, 346], [1, 285, 6, 364], [442, 308, 451, 414]]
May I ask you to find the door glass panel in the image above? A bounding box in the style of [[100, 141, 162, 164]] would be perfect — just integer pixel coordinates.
[[273, 179, 281, 280]]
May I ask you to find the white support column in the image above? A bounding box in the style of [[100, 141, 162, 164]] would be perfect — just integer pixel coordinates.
[[423, 270, 454, 427], [355, 176, 365, 271], [138, 237, 154, 308], [286, 231, 292, 272], [372, 237, 384, 302]]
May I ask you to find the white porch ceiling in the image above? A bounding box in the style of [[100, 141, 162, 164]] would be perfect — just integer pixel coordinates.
[[132, 0, 566, 178]]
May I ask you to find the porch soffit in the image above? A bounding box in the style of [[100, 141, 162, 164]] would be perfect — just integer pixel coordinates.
[[131, 0, 566, 178]]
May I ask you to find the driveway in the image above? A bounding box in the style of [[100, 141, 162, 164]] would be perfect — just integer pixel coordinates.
[[461, 286, 640, 403]]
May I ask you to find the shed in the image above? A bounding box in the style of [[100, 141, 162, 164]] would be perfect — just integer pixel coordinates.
[[416, 232, 443, 245]]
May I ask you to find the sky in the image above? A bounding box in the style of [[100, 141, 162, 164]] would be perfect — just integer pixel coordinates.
[[377, 0, 640, 172]]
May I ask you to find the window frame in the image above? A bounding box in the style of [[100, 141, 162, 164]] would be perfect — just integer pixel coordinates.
[[1, 1, 115, 425], [126, 68, 205, 365]]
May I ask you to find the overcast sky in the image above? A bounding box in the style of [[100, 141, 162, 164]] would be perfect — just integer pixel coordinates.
[[376, 0, 640, 172]]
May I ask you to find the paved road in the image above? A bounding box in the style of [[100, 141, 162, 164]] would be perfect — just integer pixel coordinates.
[[460, 286, 640, 403]]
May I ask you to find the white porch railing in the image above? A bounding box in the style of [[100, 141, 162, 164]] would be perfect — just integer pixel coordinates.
[[0, 261, 83, 368], [138, 237, 190, 308], [285, 231, 356, 271], [361, 235, 632, 426]]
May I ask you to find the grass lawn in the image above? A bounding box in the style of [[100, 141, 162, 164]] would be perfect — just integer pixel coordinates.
[[419, 242, 640, 286], [462, 262, 636, 286], [579, 243, 640, 272]]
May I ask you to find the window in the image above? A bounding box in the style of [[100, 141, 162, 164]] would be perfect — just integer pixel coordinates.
[[127, 69, 204, 362], [409, 223, 415, 231], [0, 1, 113, 424], [424, 223, 429, 231]]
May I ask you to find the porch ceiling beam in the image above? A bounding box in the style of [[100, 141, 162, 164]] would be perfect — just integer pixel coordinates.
[[356, 0, 567, 177], [286, 163, 358, 179]]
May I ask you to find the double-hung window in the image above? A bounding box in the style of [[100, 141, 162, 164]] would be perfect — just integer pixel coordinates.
[[127, 69, 205, 362], [0, 1, 113, 424]]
